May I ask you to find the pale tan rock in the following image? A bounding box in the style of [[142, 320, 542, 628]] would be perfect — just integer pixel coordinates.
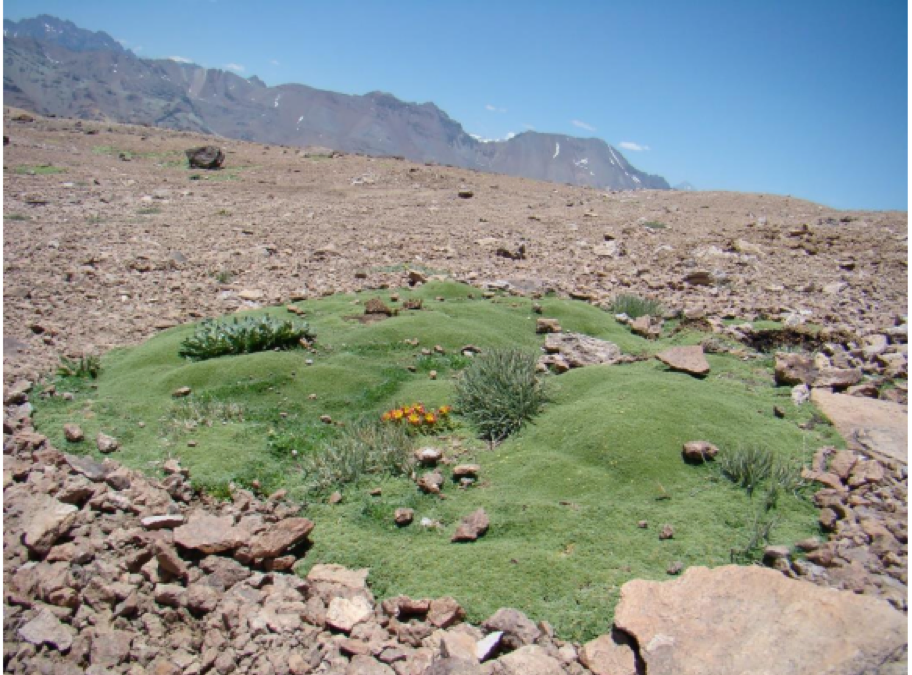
[[655, 345, 710, 377], [21, 494, 79, 556], [326, 595, 374, 633], [614, 565, 908, 675], [578, 634, 637, 675], [495, 645, 565, 675]]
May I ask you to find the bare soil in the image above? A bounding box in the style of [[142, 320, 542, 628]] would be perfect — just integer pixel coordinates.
[[3, 108, 908, 385]]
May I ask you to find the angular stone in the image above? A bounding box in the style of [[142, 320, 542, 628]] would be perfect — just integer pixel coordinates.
[[452, 509, 489, 542], [248, 517, 314, 558], [326, 595, 374, 633], [63, 424, 84, 442], [452, 464, 480, 479], [428, 597, 465, 628], [535, 318, 562, 334], [578, 633, 637, 675], [173, 512, 243, 554], [614, 565, 908, 675], [394, 508, 414, 527], [848, 460, 886, 488], [813, 367, 863, 389], [656, 345, 710, 377], [18, 607, 75, 651], [542, 332, 621, 369], [828, 451, 858, 481], [681, 441, 719, 463], [774, 353, 816, 386], [64, 453, 109, 481], [495, 645, 565, 675], [91, 629, 134, 667], [415, 447, 443, 465], [96, 432, 120, 453], [482, 608, 541, 650], [141, 514, 186, 530], [439, 631, 477, 661], [425, 658, 481, 675], [811, 389, 908, 464], [306, 564, 372, 603], [418, 470, 445, 495], [154, 540, 188, 579], [22, 494, 79, 556], [364, 297, 393, 316], [347, 655, 396, 675]]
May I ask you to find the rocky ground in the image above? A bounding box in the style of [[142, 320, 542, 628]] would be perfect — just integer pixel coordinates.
[[3, 109, 909, 673]]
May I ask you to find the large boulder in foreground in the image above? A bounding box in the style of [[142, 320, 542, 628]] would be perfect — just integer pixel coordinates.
[[614, 565, 908, 675]]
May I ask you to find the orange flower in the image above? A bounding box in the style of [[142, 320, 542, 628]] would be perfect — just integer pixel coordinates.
[[415, 404, 426, 414], [381, 411, 392, 422], [407, 413, 422, 426], [424, 412, 437, 425], [391, 409, 404, 421], [438, 405, 451, 416]]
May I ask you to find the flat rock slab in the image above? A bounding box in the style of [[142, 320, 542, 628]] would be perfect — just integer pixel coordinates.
[[248, 517, 314, 558], [542, 333, 622, 368], [173, 513, 243, 554], [614, 565, 908, 675], [655, 345, 710, 377], [811, 389, 908, 464]]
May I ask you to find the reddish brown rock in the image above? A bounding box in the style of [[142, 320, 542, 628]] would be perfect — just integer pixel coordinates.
[[682, 440, 719, 463], [578, 633, 637, 675], [655, 345, 710, 377], [173, 512, 243, 554], [452, 508, 489, 542], [248, 517, 314, 558]]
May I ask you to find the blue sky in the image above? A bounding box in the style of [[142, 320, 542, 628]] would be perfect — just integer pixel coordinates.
[[4, 0, 908, 210]]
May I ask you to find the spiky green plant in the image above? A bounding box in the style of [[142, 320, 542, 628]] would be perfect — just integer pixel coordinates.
[[608, 294, 664, 319], [57, 355, 102, 379], [455, 349, 548, 442], [178, 316, 315, 361]]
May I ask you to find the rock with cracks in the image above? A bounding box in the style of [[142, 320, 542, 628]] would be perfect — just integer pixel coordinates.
[[613, 565, 908, 675]]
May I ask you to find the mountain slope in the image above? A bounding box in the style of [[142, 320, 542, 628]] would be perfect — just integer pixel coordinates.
[[3, 15, 669, 191]]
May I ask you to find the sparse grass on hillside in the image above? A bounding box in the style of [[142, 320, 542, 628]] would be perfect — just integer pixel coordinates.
[[31, 281, 844, 641], [13, 164, 67, 175]]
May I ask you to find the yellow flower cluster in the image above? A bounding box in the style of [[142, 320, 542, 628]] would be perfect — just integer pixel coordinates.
[[382, 403, 451, 431]]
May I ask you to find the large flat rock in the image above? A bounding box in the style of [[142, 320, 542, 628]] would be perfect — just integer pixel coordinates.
[[614, 565, 907, 675], [812, 390, 908, 464]]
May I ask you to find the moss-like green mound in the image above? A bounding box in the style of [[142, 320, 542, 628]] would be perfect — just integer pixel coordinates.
[[33, 281, 843, 641]]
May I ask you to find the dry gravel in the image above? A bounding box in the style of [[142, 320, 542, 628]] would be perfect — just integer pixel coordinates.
[[3, 108, 908, 384]]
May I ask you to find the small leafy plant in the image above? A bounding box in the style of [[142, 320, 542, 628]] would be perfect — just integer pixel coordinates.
[[178, 316, 315, 361], [455, 349, 548, 442], [609, 294, 664, 319], [381, 402, 452, 434], [57, 355, 102, 379]]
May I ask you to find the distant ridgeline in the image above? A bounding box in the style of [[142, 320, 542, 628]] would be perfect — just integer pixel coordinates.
[[3, 14, 669, 191]]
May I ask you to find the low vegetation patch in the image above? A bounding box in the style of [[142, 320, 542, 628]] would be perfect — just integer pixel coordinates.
[[32, 281, 842, 640], [178, 316, 315, 361], [57, 354, 101, 379], [14, 164, 67, 175]]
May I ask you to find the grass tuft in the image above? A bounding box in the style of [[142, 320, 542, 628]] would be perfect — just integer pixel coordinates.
[[300, 418, 415, 493], [608, 294, 664, 319], [454, 349, 548, 441]]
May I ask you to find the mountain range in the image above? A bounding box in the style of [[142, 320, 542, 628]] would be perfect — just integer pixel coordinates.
[[3, 14, 670, 191]]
